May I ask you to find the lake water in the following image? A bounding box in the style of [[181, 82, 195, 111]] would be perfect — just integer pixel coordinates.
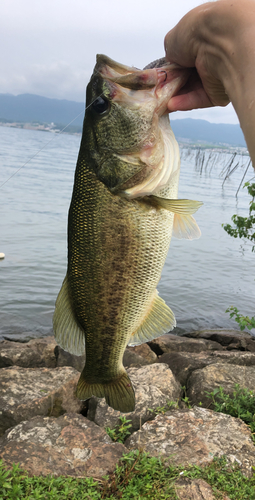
[[0, 125, 254, 341]]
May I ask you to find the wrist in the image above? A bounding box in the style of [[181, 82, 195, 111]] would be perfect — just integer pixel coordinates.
[[201, 4, 255, 163]]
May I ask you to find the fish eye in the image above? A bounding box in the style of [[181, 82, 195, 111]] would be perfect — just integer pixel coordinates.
[[91, 96, 110, 114]]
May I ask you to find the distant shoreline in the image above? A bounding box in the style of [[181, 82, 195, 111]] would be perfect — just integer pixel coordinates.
[[0, 121, 249, 154], [0, 121, 82, 136]]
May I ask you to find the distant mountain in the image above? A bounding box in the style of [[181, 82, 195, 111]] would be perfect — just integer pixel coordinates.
[[170, 118, 246, 148], [0, 93, 246, 147], [0, 93, 84, 126]]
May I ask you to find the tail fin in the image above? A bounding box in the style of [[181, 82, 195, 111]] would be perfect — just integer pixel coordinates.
[[76, 369, 135, 413]]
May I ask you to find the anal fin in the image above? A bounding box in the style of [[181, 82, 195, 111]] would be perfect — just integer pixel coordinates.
[[128, 291, 176, 346], [53, 275, 85, 356]]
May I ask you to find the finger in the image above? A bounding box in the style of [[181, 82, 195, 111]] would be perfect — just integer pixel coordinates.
[[167, 88, 214, 112], [164, 5, 206, 67], [164, 27, 196, 68]]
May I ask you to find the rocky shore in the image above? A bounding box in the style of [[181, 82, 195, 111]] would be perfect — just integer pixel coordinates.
[[1, 329, 255, 498]]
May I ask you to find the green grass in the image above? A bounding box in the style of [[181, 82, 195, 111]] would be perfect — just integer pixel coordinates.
[[0, 460, 101, 499], [105, 416, 132, 443], [207, 384, 255, 442], [1, 453, 255, 500], [148, 400, 179, 416]]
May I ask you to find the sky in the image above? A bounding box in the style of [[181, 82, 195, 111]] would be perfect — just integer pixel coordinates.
[[0, 0, 239, 124]]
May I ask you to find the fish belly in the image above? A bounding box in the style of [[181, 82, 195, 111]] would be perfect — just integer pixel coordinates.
[[69, 171, 173, 364], [64, 159, 177, 411]]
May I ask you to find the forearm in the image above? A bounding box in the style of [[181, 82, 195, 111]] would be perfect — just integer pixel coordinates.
[[228, 64, 255, 166], [224, 30, 255, 164], [201, 1, 255, 163]]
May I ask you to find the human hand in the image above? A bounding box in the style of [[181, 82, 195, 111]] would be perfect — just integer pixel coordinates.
[[164, 0, 255, 112]]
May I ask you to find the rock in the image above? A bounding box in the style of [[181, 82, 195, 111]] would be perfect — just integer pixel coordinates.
[[123, 344, 157, 367], [130, 344, 157, 363], [3, 331, 52, 343], [158, 351, 212, 387], [126, 406, 255, 477], [91, 385, 169, 434], [88, 363, 181, 433], [148, 334, 223, 356], [55, 345, 85, 372], [174, 477, 230, 500], [208, 350, 255, 366], [0, 336, 86, 373], [127, 363, 179, 396], [186, 329, 255, 352], [0, 413, 126, 478], [187, 362, 255, 407], [0, 337, 57, 369], [0, 366, 84, 435], [123, 350, 149, 368], [159, 350, 255, 386], [185, 329, 244, 340]]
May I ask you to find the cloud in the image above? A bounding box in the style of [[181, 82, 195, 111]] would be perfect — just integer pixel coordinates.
[[0, 0, 242, 122], [0, 58, 241, 124], [0, 61, 91, 102]]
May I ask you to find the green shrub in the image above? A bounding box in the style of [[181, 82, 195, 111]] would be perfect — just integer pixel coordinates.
[[207, 384, 255, 436], [226, 306, 255, 331], [223, 181, 255, 252]]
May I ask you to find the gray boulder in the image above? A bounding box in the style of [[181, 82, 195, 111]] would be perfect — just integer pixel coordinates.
[[123, 350, 149, 368], [0, 366, 83, 435], [148, 334, 223, 355], [174, 477, 230, 500], [123, 343, 157, 368], [0, 336, 156, 372], [0, 337, 57, 368], [128, 343, 157, 363], [126, 406, 255, 477], [0, 413, 126, 478], [159, 350, 255, 386], [187, 362, 255, 406], [55, 345, 85, 372], [186, 329, 255, 351]]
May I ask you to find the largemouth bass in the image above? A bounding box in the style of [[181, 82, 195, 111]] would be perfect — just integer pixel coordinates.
[[53, 55, 202, 413]]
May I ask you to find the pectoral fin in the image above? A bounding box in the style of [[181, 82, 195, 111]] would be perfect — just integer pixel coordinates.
[[149, 196, 202, 240], [128, 291, 176, 346], [150, 196, 203, 214], [173, 213, 201, 240], [53, 275, 85, 356]]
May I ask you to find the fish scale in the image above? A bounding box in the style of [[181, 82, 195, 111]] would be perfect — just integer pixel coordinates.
[[53, 55, 202, 412]]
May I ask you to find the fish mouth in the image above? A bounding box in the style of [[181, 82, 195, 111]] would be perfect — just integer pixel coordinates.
[[90, 55, 188, 199], [95, 54, 159, 91], [95, 54, 138, 76], [94, 54, 190, 115], [154, 64, 190, 115]]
